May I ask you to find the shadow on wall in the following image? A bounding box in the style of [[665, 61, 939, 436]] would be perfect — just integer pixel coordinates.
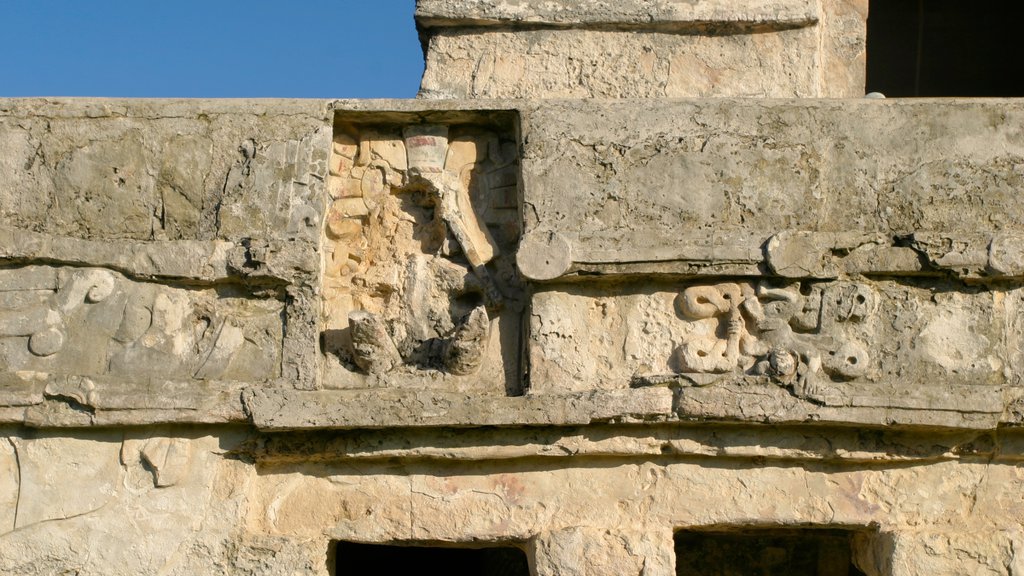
[[867, 0, 1024, 97]]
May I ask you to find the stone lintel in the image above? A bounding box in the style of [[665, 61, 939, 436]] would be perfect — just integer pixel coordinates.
[[416, 0, 819, 33], [241, 385, 1019, 433], [251, 424, 1024, 465]]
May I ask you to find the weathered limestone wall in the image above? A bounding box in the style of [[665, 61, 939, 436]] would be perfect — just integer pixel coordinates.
[[3, 423, 1024, 575], [1, 97, 1022, 574], [416, 0, 868, 98]]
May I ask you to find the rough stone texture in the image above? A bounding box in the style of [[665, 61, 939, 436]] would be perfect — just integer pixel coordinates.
[[0, 99, 330, 423], [0, 18, 1022, 572], [416, 1, 866, 98], [512, 99, 1024, 432], [518, 100, 1024, 255], [322, 113, 524, 395], [0, 428, 262, 575], [416, 0, 820, 30], [0, 421, 1021, 574]]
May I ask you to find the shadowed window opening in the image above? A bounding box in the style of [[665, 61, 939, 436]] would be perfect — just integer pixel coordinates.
[[867, 0, 1024, 96], [333, 542, 530, 576], [675, 528, 869, 576]]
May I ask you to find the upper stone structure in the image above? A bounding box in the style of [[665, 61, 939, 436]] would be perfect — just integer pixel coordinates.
[[1, 2, 1023, 575], [416, 0, 868, 98]]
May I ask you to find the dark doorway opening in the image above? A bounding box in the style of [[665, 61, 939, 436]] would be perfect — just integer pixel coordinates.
[[866, 0, 1024, 96], [333, 542, 530, 576], [674, 528, 868, 576]]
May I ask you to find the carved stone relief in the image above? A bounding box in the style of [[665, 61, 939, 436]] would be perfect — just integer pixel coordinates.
[[669, 281, 873, 397], [322, 121, 522, 393], [528, 277, 1011, 402], [0, 265, 283, 383]]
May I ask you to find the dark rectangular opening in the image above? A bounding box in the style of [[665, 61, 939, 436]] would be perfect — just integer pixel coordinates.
[[333, 542, 530, 576], [867, 0, 1024, 97], [675, 528, 868, 576]]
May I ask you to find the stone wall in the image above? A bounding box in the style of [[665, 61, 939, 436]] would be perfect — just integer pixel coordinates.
[[416, 0, 868, 98], [1, 96, 1023, 574]]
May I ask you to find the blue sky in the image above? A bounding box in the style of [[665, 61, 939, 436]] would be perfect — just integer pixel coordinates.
[[1, 1, 423, 98]]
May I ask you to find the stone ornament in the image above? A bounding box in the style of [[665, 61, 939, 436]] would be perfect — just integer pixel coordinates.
[[0, 265, 282, 384], [669, 280, 873, 397]]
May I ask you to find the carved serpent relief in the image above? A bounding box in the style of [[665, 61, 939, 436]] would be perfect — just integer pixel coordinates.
[[670, 280, 874, 397]]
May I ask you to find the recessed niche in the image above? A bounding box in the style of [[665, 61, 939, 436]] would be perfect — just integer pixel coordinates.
[[674, 528, 868, 576], [333, 542, 530, 576]]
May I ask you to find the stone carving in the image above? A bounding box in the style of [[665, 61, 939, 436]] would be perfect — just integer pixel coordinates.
[[0, 265, 283, 382], [139, 437, 192, 488], [322, 121, 522, 388], [670, 280, 874, 397], [0, 267, 115, 359]]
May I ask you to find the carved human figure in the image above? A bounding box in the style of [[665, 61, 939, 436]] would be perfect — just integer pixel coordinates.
[[347, 125, 500, 376], [747, 284, 825, 395]]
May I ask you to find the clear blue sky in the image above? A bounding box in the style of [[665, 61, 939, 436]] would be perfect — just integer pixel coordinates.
[[1, 1, 423, 98]]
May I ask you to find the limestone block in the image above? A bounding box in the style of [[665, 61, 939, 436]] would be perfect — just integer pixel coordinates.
[[0, 430, 257, 575], [417, 0, 866, 98], [253, 464, 414, 542], [420, 28, 828, 99], [519, 100, 1024, 275], [887, 530, 1018, 576], [416, 0, 819, 29], [0, 438, 17, 533], [243, 387, 673, 430], [0, 99, 330, 242], [11, 433, 124, 528], [532, 526, 675, 576], [528, 279, 1017, 424], [0, 265, 283, 385], [251, 425, 1011, 465]]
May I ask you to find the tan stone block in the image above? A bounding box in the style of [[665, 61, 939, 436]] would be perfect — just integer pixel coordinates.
[[333, 133, 357, 159], [326, 215, 363, 242], [367, 134, 407, 172], [330, 198, 369, 219], [0, 438, 17, 532], [360, 166, 388, 208], [445, 136, 483, 172], [11, 433, 123, 528], [329, 154, 354, 177], [327, 176, 362, 199]]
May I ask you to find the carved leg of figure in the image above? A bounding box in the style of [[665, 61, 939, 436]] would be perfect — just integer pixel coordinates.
[[444, 305, 490, 375], [349, 311, 402, 375], [793, 350, 824, 399]]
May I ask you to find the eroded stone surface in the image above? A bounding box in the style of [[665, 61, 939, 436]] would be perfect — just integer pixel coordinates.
[[529, 279, 1016, 408], [519, 100, 1024, 269], [417, 0, 820, 29], [0, 429, 259, 575], [0, 265, 282, 385], [1, 79, 1023, 576], [417, 1, 865, 98], [321, 116, 524, 394]]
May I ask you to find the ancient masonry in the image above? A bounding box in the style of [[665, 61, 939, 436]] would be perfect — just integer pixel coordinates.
[[2, 1, 1023, 574]]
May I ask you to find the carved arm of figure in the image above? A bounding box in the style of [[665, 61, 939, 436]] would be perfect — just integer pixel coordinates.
[[431, 172, 504, 309]]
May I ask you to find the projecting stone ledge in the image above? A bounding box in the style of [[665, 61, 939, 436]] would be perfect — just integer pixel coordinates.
[[242, 384, 1021, 432], [416, 0, 819, 32], [242, 388, 674, 431], [0, 374, 248, 427]]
